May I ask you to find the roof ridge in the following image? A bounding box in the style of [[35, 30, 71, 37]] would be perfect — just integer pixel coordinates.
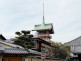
[[65, 36, 81, 44], [35, 23, 53, 26]]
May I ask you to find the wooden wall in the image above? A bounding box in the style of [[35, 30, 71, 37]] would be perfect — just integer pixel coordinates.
[[3, 57, 64, 61], [3, 57, 21, 61], [22, 57, 32, 61]]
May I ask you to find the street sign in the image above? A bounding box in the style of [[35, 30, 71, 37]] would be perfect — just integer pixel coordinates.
[[41, 53, 46, 59]]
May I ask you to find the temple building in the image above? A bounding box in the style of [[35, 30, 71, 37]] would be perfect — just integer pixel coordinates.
[[32, 3, 54, 42], [32, 19, 54, 42]]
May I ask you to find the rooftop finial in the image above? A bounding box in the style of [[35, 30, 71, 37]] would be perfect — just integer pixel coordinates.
[[43, 2, 44, 17], [41, 2, 45, 27]]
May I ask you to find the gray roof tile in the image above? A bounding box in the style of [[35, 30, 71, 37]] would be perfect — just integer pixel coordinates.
[[4, 48, 41, 55], [65, 36, 81, 46], [4, 48, 28, 54], [28, 49, 41, 54], [0, 40, 23, 48]]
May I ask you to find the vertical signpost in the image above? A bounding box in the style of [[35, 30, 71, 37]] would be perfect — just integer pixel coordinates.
[[41, 53, 46, 59]]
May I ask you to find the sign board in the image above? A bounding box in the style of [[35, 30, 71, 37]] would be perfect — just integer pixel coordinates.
[[41, 53, 46, 59]]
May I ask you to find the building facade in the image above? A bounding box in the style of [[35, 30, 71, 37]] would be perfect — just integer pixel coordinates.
[[32, 38, 53, 57], [33, 23, 54, 42]]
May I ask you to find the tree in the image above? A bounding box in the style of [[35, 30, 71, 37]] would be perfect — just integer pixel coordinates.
[[52, 42, 71, 59], [14, 30, 34, 49]]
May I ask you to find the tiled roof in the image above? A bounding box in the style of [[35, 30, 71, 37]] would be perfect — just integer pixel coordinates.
[[4, 48, 28, 54], [33, 23, 53, 31], [0, 40, 23, 48], [65, 36, 81, 46], [3, 39, 14, 43], [0, 40, 41, 55], [28, 49, 41, 55], [4, 48, 41, 55]]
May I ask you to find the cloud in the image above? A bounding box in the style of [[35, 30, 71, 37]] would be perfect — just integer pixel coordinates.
[[0, 0, 81, 43]]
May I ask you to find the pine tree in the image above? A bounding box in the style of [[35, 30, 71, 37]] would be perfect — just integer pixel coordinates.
[[14, 30, 34, 49]]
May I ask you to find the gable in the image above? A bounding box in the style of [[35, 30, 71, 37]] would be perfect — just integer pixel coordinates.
[[0, 34, 6, 40], [65, 36, 81, 46], [0, 40, 23, 48], [0, 42, 14, 48]]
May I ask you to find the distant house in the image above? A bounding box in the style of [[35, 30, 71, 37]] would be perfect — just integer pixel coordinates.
[[65, 36, 81, 54], [65, 36, 81, 61]]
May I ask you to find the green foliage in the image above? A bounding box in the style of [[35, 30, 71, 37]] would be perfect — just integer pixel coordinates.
[[15, 32, 21, 36], [52, 42, 71, 59], [14, 30, 34, 49]]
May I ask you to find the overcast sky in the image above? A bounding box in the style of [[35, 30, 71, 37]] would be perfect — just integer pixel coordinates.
[[0, 0, 81, 43]]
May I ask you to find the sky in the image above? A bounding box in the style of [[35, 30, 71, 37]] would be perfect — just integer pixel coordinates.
[[0, 0, 81, 43]]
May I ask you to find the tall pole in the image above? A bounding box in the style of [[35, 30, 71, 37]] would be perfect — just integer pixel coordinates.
[[43, 2, 44, 17], [42, 2, 45, 26]]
